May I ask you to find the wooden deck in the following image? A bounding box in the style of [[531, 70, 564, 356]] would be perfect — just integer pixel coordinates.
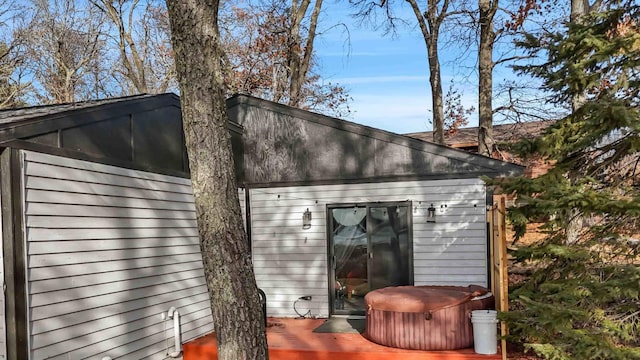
[[183, 318, 502, 360]]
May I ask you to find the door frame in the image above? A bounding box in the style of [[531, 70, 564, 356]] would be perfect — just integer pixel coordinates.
[[326, 201, 414, 316]]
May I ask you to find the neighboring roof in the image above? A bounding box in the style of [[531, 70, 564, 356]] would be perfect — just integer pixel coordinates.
[[227, 94, 524, 185], [405, 120, 556, 148]]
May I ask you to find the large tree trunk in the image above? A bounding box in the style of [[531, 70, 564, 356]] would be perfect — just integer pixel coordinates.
[[478, 0, 497, 156], [165, 1, 269, 360]]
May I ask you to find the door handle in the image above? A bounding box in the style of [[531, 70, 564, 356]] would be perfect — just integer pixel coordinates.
[[369, 252, 373, 259]]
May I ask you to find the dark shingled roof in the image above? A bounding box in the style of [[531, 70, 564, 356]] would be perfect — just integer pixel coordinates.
[[0, 94, 155, 125], [405, 120, 556, 147]]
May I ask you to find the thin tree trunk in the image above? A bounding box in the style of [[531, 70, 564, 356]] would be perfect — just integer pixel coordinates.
[[564, 0, 593, 245], [569, 0, 595, 112], [165, 1, 268, 359], [94, 0, 149, 94], [428, 38, 445, 144], [405, 0, 448, 145], [570, 0, 587, 112], [288, 0, 322, 108], [570, 0, 590, 22], [478, 0, 497, 156]]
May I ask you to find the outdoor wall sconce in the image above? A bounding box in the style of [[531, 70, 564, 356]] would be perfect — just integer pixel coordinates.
[[302, 208, 312, 229], [426, 204, 436, 223]]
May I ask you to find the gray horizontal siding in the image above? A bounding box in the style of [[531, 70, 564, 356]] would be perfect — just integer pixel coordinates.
[[28, 227, 200, 241], [25, 177, 194, 202], [22, 151, 213, 360], [249, 178, 488, 317], [31, 286, 209, 334], [25, 189, 196, 210], [30, 261, 205, 294]]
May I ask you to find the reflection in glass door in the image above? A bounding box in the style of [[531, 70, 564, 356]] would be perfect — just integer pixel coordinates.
[[368, 206, 411, 292], [331, 206, 368, 314], [329, 202, 412, 315]]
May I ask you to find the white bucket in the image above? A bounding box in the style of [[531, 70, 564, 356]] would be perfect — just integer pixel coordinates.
[[471, 310, 498, 354]]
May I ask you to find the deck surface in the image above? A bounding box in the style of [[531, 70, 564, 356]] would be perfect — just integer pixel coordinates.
[[183, 318, 502, 360]]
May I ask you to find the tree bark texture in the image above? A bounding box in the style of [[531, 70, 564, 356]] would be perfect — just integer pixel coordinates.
[[288, 0, 323, 108], [406, 0, 447, 145], [478, 0, 497, 156], [165, 1, 269, 359], [569, 0, 593, 112], [96, 0, 149, 94], [564, 0, 594, 245], [428, 37, 445, 145], [570, 0, 590, 22]]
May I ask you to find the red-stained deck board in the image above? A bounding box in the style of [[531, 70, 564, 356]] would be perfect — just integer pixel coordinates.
[[183, 318, 501, 360]]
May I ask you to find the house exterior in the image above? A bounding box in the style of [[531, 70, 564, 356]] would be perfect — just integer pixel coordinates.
[[0, 93, 522, 359], [226, 95, 522, 318]]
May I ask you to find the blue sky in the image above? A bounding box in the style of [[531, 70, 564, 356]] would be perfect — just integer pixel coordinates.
[[315, 6, 476, 133], [311, 4, 516, 135]]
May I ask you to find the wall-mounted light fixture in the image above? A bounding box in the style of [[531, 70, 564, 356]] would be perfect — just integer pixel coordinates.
[[302, 208, 312, 229], [426, 204, 436, 223]]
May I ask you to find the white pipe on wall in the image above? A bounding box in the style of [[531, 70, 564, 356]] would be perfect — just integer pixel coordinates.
[[167, 307, 181, 358]]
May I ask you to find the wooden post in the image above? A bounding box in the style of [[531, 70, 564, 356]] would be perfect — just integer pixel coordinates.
[[488, 195, 509, 360]]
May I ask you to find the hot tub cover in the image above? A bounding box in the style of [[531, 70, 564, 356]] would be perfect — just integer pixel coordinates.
[[365, 285, 489, 313]]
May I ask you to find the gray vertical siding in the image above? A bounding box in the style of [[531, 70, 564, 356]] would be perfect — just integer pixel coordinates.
[[22, 150, 214, 360], [249, 178, 488, 318]]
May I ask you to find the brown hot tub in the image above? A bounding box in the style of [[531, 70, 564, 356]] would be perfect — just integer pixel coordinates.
[[364, 285, 494, 350]]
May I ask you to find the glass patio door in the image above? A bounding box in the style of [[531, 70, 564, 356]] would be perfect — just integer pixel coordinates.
[[329, 202, 412, 315]]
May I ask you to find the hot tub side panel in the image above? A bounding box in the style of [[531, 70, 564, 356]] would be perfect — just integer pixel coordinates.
[[365, 294, 494, 351], [365, 303, 474, 350], [250, 178, 489, 318]]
